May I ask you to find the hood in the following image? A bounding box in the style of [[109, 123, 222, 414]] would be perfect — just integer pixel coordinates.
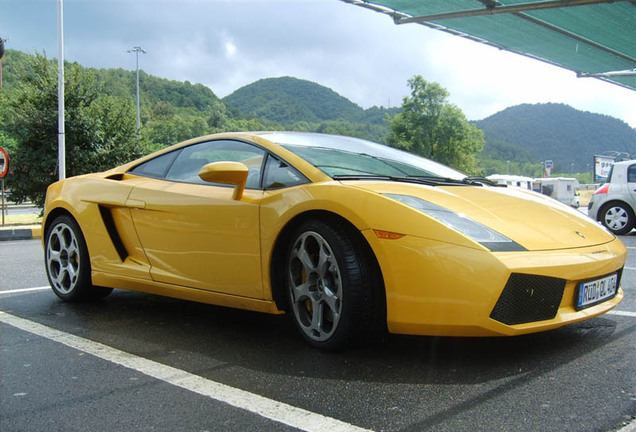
[[353, 181, 615, 251]]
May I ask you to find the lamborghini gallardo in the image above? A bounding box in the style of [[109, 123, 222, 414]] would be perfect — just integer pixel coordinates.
[[43, 132, 626, 350]]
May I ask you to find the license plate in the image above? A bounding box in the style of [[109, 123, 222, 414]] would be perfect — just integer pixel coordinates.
[[576, 273, 618, 310]]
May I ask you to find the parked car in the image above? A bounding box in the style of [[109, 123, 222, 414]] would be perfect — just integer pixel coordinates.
[[42, 132, 626, 350], [588, 160, 636, 235]]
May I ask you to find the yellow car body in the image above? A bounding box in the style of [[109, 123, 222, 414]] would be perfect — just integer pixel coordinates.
[[42, 132, 626, 349]]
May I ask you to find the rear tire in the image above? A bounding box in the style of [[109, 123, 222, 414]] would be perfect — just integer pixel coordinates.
[[45, 215, 113, 301], [600, 203, 635, 235], [286, 219, 381, 350]]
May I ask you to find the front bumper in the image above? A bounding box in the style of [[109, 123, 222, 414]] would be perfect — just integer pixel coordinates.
[[363, 231, 626, 337], [587, 197, 600, 221]]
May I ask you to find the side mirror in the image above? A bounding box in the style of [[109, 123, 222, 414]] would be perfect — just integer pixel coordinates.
[[198, 162, 249, 200]]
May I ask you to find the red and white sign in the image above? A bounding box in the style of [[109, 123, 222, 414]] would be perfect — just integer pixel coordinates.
[[0, 147, 9, 178]]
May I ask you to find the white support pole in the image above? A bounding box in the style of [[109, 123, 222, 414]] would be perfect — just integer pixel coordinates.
[[128, 46, 146, 136], [135, 52, 140, 131], [57, 0, 66, 180]]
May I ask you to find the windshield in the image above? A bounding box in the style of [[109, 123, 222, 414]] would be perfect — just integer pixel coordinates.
[[258, 132, 465, 180]]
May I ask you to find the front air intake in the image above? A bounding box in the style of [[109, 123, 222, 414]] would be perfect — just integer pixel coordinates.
[[490, 274, 566, 325]]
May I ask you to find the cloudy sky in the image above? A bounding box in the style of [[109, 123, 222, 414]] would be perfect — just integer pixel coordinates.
[[2, 0, 635, 127]]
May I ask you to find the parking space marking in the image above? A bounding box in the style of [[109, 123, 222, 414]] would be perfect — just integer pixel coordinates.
[[0, 286, 50, 295], [0, 311, 372, 432], [608, 311, 636, 318]]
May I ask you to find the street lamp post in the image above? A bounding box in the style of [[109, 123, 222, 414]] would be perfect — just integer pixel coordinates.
[[57, 0, 65, 180], [0, 37, 6, 88], [127, 46, 146, 134]]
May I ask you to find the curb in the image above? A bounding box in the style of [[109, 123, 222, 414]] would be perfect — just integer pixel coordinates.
[[0, 226, 42, 242]]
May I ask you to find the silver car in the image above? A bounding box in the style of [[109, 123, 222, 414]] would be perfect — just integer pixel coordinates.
[[588, 160, 636, 235]]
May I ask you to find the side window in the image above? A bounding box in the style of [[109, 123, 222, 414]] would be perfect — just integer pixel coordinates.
[[628, 165, 636, 183], [262, 155, 307, 190], [165, 140, 266, 188], [130, 150, 181, 179]]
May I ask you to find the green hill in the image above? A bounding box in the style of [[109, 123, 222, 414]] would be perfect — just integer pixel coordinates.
[[223, 76, 398, 126], [223, 76, 364, 124], [93, 68, 222, 113], [477, 103, 635, 172], [1, 50, 222, 113]]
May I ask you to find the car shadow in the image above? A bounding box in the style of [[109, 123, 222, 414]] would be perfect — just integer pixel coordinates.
[[20, 289, 632, 388]]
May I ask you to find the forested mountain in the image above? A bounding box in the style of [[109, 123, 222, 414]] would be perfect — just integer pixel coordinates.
[[477, 103, 635, 173], [0, 50, 395, 147], [224, 77, 361, 123], [2, 50, 633, 177], [90, 68, 223, 112], [223, 76, 399, 125], [2, 50, 222, 113]]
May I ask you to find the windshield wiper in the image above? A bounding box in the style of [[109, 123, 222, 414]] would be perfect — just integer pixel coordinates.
[[333, 174, 449, 186], [334, 174, 504, 188], [406, 175, 468, 186], [462, 176, 503, 187]]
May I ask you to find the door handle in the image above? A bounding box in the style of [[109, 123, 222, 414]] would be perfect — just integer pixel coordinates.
[[125, 199, 146, 209]]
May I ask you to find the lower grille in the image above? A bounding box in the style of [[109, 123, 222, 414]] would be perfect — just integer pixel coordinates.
[[490, 274, 566, 325]]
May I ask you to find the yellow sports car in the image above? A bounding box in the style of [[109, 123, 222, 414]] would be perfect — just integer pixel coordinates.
[[43, 132, 626, 350]]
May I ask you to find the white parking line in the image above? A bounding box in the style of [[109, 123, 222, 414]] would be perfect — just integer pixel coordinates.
[[0, 311, 372, 432], [0, 286, 50, 295], [608, 310, 636, 318]]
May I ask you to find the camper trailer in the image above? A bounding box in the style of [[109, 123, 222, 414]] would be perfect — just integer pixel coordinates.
[[486, 175, 533, 190], [533, 177, 580, 208]]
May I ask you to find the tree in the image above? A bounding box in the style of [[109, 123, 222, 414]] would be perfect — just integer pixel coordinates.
[[388, 75, 484, 173], [4, 53, 149, 206]]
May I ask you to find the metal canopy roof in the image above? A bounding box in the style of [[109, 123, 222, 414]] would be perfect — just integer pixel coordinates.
[[342, 0, 636, 91]]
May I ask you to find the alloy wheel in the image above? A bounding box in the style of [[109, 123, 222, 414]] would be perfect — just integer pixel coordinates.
[[288, 231, 343, 342], [46, 222, 81, 295]]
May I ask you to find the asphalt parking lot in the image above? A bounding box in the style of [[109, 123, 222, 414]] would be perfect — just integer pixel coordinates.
[[1, 236, 635, 432]]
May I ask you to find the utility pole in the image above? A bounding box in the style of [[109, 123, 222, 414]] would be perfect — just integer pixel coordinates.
[[0, 37, 5, 88], [57, 0, 65, 180], [128, 46, 146, 135]]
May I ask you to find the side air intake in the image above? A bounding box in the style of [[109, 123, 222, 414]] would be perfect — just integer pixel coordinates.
[[98, 206, 129, 262]]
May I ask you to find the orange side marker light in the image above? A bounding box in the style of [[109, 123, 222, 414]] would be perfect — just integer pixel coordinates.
[[373, 229, 405, 240]]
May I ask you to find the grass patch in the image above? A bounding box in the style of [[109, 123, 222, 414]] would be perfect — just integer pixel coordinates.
[[1, 211, 42, 227]]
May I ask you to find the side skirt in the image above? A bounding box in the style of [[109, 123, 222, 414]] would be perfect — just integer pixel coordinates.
[[92, 271, 285, 315]]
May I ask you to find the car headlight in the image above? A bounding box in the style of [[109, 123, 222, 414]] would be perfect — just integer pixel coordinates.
[[383, 194, 526, 252]]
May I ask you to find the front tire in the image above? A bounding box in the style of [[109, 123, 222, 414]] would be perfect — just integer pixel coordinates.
[[286, 219, 378, 350], [600, 203, 635, 235], [45, 215, 112, 301]]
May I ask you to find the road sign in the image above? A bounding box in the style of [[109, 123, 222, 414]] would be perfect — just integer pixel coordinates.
[[544, 160, 553, 177], [0, 147, 8, 178]]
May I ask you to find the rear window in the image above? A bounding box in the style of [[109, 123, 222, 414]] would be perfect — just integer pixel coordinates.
[[628, 165, 636, 183]]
